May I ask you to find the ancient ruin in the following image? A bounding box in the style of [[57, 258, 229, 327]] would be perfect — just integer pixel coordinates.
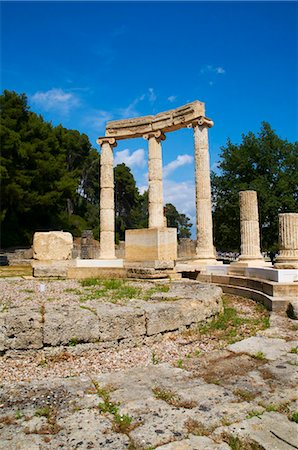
[[97, 101, 218, 266]]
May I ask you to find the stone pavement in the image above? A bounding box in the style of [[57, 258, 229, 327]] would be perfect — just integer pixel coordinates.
[[0, 313, 297, 449]]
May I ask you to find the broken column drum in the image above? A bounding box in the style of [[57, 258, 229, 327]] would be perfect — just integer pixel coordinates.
[[275, 213, 298, 269], [238, 190, 264, 262]]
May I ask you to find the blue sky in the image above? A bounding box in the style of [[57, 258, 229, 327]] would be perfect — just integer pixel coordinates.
[[1, 1, 297, 230]]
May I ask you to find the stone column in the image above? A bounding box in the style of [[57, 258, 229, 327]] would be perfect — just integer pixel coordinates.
[[97, 137, 117, 259], [144, 130, 166, 228], [275, 213, 298, 269], [192, 118, 217, 263], [237, 190, 265, 264]]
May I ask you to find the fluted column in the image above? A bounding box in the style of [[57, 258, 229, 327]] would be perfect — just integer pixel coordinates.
[[238, 190, 264, 262], [97, 137, 117, 259], [275, 213, 298, 269], [144, 130, 166, 228], [192, 117, 217, 262]]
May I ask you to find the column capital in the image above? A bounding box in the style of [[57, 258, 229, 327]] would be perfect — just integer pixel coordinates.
[[143, 130, 166, 142], [188, 116, 214, 129], [97, 136, 117, 147]]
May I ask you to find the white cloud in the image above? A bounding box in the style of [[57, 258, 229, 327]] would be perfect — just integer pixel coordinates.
[[164, 178, 195, 222], [215, 66, 225, 74], [167, 95, 176, 103], [31, 88, 80, 114], [83, 109, 113, 133], [114, 148, 146, 169], [138, 185, 147, 195], [148, 87, 157, 104], [200, 65, 226, 75], [163, 154, 193, 178]]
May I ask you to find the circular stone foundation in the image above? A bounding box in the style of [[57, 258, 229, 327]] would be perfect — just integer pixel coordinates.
[[0, 280, 222, 353]]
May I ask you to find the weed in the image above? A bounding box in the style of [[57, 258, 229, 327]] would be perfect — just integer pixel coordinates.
[[103, 279, 123, 290], [64, 288, 82, 295], [246, 410, 263, 419], [112, 413, 134, 433], [152, 387, 175, 403], [114, 285, 141, 300], [151, 351, 160, 365], [194, 349, 201, 356], [228, 436, 242, 450], [185, 418, 211, 436], [289, 347, 298, 354], [143, 284, 170, 300], [0, 415, 16, 425], [15, 410, 23, 420], [265, 404, 279, 412], [80, 305, 97, 315], [233, 389, 256, 402], [288, 361, 298, 366], [80, 278, 102, 287], [253, 351, 266, 360], [177, 358, 184, 369], [91, 379, 138, 434], [68, 337, 78, 347], [1, 303, 10, 312], [22, 289, 34, 293], [291, 412, 298, 423], [35, 407, 51, 418], [152, 386, 196, 409]]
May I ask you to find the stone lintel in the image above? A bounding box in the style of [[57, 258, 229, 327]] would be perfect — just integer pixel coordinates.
[[102, 101, 207, 140]]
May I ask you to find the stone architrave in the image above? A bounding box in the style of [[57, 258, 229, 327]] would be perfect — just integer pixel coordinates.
[[192, 118, 217, 264], [97, 137, 117, 259], [33, 231, 73, 260], [237, 190, 266, 265], [275, 213, 298, 269], [143, 131, 166, 228]]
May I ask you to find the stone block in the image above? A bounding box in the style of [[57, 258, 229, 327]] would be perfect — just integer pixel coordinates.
[[32, 260, 71, 277], [2, 306, 43, 351], [33, 231, 73, 260], [125, 228, 177, 262]]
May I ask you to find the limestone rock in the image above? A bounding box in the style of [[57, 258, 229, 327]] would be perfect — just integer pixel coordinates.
[[1, 306, 43, 351], [33, 231, 73, 260], [156, 435, 231, 449], [228, 336, 296, 360], [214, 412, 298, 450]]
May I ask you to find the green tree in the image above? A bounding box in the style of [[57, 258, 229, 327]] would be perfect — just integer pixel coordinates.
[[165, 203, 192, 239], [212, 122, 298, 252], [0, 90, 98, 247], [114, 163, 142, 241]]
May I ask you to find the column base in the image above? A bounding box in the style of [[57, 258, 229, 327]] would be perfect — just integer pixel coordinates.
[[274, 257, 298, 269], [189, 258, 222, 266], [229, 259, 271, 276], [125, 227, 177, 262], [231, 258, 269, 267]]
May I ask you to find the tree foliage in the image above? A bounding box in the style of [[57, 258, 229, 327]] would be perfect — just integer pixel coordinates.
[[212, 122, 298, 252], [0, 90, 98, 246], [1, 90, 190, 248], [165, 203, 192, 239]]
